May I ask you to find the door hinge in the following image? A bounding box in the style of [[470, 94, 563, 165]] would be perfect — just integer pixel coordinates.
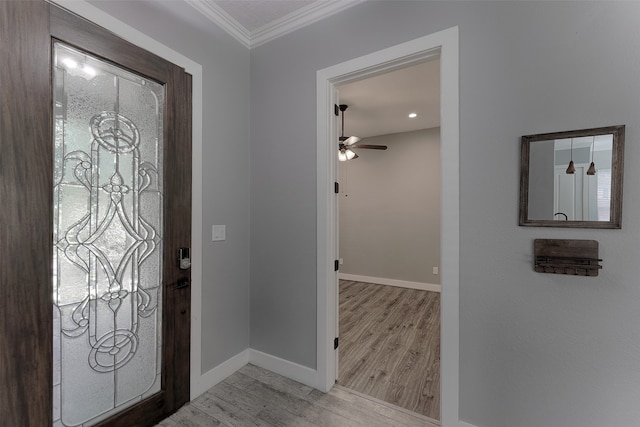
[[334, 182, 339, 194], [334, 260, 339, 271], [334, 337, 339, 350], [334, 104, 339, 116]]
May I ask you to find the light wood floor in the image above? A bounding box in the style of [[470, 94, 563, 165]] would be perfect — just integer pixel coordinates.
[[156, 363, 438, 427], [337, 280, 441, 421]]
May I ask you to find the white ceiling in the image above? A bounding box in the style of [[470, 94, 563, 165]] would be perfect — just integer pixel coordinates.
[[137, 0, 440, 139], [337, 58, 441, 139]]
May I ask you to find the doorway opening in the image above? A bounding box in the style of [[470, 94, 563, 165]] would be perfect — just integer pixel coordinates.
[[334, 58, 441, 421], [316, 27, 459, 426]]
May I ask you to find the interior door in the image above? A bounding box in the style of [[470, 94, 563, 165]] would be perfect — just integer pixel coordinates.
[[0, 2, 192, 426]]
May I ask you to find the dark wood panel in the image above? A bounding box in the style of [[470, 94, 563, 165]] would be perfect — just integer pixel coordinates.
[[0, 1, 53, 426], [95, 394, 166, 427], [163, 63, 193, 413]]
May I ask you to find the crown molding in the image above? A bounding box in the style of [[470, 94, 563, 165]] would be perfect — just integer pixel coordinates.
[[184, 0, 366, 49], [250, 0, 366, 48], [184, 0, 252, 48]]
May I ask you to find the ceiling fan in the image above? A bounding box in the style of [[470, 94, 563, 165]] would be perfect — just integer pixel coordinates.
[[338, 104, 387, 161]]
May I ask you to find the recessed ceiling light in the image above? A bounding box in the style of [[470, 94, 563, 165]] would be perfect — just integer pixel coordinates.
[[408, 113, 417, 118]]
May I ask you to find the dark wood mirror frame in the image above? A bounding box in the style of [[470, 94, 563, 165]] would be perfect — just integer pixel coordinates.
[[519, 125, 625, 229]]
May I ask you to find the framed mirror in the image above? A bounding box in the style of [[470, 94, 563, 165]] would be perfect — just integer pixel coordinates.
[[519, 125, 625, 228]]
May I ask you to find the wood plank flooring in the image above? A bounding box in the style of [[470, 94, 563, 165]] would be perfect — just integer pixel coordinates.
[[156, 364, 437, 427], [337, 280, 441, 421]]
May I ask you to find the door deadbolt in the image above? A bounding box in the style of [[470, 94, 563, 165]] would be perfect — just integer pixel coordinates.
[[178, 248, 191, 270]]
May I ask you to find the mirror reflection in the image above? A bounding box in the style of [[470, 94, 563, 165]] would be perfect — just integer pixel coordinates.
[[528, 135, 612, 221], [520, 125, 624, 228]]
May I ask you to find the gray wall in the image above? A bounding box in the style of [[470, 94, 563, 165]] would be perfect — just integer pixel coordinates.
[[339, 129, 441, 284], [88, 0, 251, 373], [250, 2, 640, 427]]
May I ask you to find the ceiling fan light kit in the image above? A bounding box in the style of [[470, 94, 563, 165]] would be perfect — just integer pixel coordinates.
[[337, 104, 387, 161], [338, 148, 358, 161]]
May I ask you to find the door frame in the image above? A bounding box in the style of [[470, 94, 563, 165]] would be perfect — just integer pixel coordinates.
[[316, 27, 460, 425], [50, 0, 205, 400]]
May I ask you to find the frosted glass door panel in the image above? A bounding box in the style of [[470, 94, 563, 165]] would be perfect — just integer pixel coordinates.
[[52, 43, 164, 427]]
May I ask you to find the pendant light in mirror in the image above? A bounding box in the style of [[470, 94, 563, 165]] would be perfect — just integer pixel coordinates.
[[566, 138, 575, 174], [587, 136, 597, 175]]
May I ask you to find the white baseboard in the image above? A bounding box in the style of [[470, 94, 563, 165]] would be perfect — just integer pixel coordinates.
[[249, 348, 319, 389], [191, 349, 250, 398], [191, 348, 319, 400], [459, 421, 479, 427], [339, 273, 441, 293]]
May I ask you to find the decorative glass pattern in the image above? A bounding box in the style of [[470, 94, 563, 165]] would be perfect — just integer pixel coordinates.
[[52, 43, 164, 427]]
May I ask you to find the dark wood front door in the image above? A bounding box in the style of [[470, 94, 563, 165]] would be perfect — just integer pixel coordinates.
[[0, 2, 192, 426]]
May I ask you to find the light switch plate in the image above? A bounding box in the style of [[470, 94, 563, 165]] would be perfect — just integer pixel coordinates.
[[212, 225, 226, 241]]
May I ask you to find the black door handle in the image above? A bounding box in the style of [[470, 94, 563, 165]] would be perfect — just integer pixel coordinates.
[[175, 278, 190, 289]]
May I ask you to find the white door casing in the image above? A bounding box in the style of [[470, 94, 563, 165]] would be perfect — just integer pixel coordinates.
[[316, 26, 459, 426]]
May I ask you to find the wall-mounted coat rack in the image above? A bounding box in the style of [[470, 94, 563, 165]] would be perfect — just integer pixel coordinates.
[[534, 239, 602, 276]]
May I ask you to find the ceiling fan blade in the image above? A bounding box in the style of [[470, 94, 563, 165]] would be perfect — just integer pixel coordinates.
[[344, 136, 361, 146], [353, 144, 388, 150]]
